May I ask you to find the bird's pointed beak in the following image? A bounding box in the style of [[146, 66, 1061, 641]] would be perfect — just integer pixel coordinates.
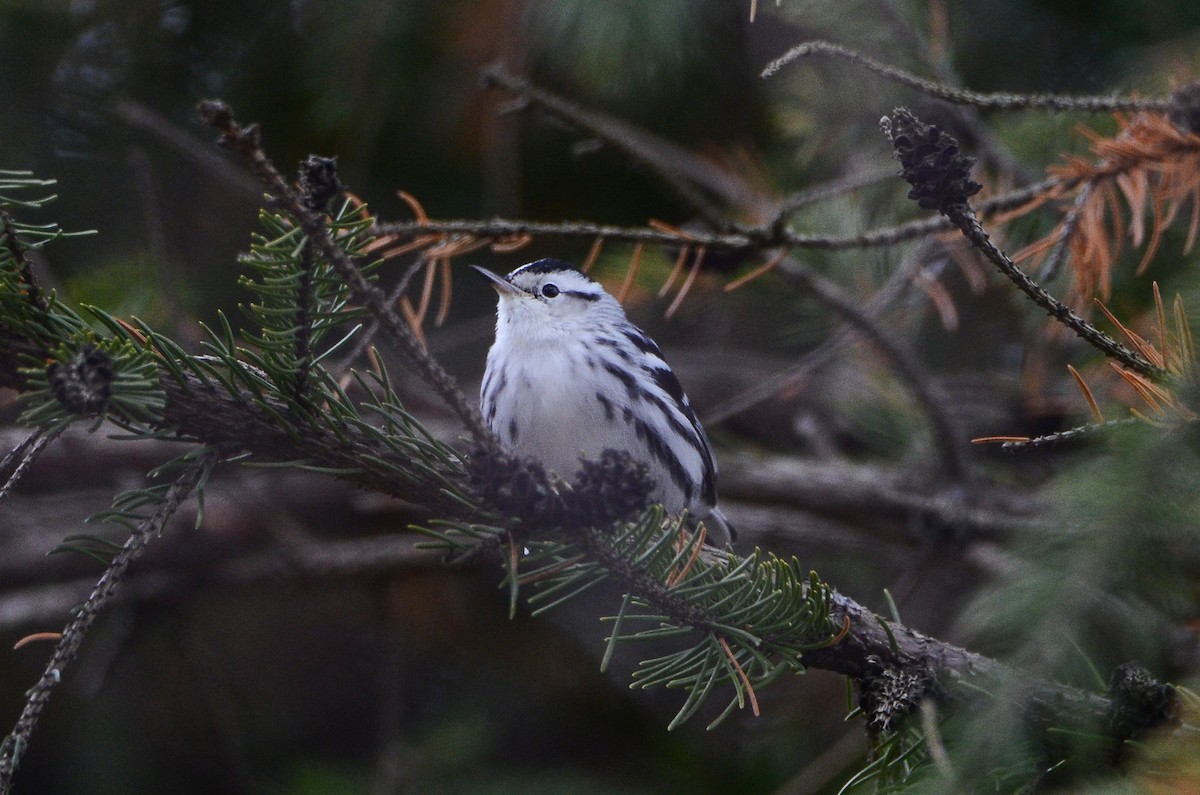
[[471, 265, 524, 297]]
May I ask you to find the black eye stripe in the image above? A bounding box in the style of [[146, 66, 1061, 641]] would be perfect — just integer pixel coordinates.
[[562, 290, 601, 302]]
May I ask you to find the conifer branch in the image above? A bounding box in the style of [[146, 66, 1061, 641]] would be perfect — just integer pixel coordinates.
[[881, 107, 1165, 379], [196, 100, 499, 454]]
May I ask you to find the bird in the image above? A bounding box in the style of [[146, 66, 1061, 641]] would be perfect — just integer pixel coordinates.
[[474, 258, 734, 545]]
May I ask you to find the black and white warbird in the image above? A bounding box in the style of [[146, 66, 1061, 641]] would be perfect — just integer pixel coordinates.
[[474, 259, 734, 545]]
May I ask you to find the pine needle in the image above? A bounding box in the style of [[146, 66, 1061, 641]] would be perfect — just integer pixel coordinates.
[[617, 242, 644, 304], [581, 236, 604, 272], [718, 636, 760, 717], [490, 233, 533, 253], [12, 632, 63, 650], [659, 245, 691, 298], [1067, 364, 1105, 423], [724, 249, 787, 292], [665, 246, 706, 319]]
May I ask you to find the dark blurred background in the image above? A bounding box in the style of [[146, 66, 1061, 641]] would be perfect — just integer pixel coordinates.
[[2, 1, 1200, 793]]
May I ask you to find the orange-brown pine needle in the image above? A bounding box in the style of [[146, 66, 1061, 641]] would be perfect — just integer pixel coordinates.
[[1111, 363, 1166, 414], [398, 296, 427, 348], [581, 236, 604, 273], [114, 317, 148, 345], [718, 637, 760, 717], [658, 245, 691, 298], [13, 632, 62, 650], [617, 243, 644, 305], [397, 190, 429, 223], [1095, 299, 1165, 367], [1153, 281, 1168, 356], [971, 435, 1033, 444], [435, 259, 453, 326], [725, 250, 787, 292], [830, 614, 852, 645], [490, 233, 533, 253], [366, 235, 441, 259], [665, 247, 706, 319], [413, 258, 437, 330], [1067, 364, 1105, 423], [666, 526, 706, 587]]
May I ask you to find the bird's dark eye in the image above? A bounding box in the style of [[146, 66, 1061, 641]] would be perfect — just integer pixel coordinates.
[[541, 283, 560, 298]]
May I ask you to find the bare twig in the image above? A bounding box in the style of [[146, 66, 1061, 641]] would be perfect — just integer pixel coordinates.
[[775, 257, 971, 482], [331, 254, 428, 381], [952, 207, 1162, 378], [0, 452, 215, 794], [370, 175, 1076, 258], [0, 426, 66, 505], [704, 237, 934, 423], [1039, 181, 1093, 282], [764, 41, 1173, 114], [482, 63, 772, 226]]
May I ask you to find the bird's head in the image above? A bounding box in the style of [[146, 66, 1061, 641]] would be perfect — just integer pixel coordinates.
[[473, 259, 622, 338]]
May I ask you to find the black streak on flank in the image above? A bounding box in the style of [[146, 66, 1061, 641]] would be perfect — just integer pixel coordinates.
[[634, 418, 693, 501], [596, 392, 615, 421], [602, 361, 641, 400], [508, 417, 519, 443], [622, 329, 662, 358], [597, 338, 634, 363], [647, 366, 688, 412]]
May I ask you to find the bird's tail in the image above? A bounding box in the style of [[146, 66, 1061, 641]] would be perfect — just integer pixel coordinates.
[[700, 505, 735, 546]]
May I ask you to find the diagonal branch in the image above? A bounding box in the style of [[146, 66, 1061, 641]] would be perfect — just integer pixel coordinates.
[[774, 257, 971, 482], [196, 100, 500, 455], [881, 107, 1164, 379], [0, 452, 215, 795]]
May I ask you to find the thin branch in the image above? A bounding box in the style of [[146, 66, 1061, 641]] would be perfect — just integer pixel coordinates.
[[196, 100, 499, 454], [764, 41, 1173, 114], [108, 98, 264, 203], [331, 254, 428, 381], [1039, 181, 1093, 282], [951, 206, 1162, 377], [706, 237, 932, 423], [0, 426, 66, 505], [370, 175, 1076, 258], [881, 107, 1164, 379], [482, 63, 767, 226], [774, 257, 971, 482], [0, 452, 215, 794], [772, 166, 898, 222], [974, 418, 1143, 451]]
